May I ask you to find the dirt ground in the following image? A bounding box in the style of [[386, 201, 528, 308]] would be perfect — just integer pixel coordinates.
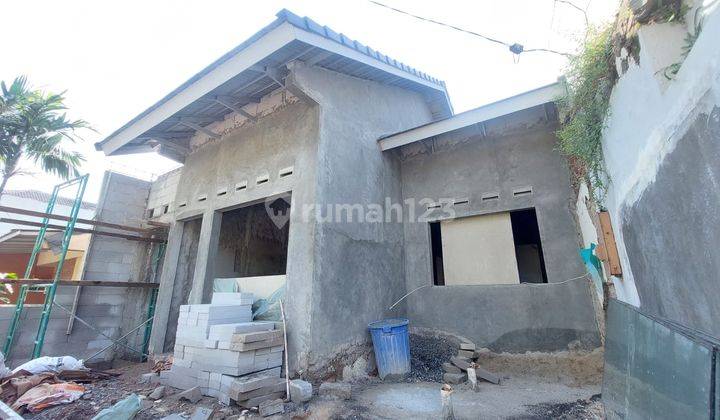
[[19, 351, 603, 419]]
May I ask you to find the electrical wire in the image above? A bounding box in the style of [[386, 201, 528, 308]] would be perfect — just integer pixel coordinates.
[[368, 0, 573, 57]]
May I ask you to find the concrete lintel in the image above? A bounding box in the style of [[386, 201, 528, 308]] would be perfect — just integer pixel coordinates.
[[148, 221, 184, 354], [188, 210, 222, 304]]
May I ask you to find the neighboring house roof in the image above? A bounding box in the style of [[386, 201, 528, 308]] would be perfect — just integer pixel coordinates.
[[0, 230, 39, 254], [2, 190, 97, 211], [96, 9, 453, 157], [378, 82, 565, 151]]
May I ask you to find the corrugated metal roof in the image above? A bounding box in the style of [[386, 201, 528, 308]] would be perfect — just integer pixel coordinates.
[[2, 190, 97, 210], [96, 9, 451, 156], [275, 9, 445, 86]]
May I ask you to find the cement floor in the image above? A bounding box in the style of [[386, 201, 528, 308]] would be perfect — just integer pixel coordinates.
[[304, 378, 602, 419]]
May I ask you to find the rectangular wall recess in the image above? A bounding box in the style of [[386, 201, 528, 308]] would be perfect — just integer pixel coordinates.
[[279, 166, 294, 178], [481, 192, 499, 201], [197, 194, 207, 202], [513, 186, 533, 197], [256, 174, 269, 185], [235, 181, 248, 191], [216, 187, 228, 197]]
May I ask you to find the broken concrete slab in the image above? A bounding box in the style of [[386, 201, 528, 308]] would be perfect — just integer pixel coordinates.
[[457, 350, 476, 359], [450, 356, 472, 371], [259, 398, 284, 417], [149, 386, 165, 400], [177, 386, 202, 403], [319, 382, 351, 400], [475, 365, 501, 385], [460, 342, 476, 351], [443, 372, 467, 384], [289, 379, 312, 403], [442, 363, 462, 374]]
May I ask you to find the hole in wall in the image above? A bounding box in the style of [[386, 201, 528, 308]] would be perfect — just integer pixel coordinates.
[[279, 166, 294, 178], [430, 221, 445, 286], [513, 186, 533, 197], [235, 182, 247, 191], [481, 193, 499, 201], [197, 195, 207, 202], [510, 208, 547, 283], [256, 175, 269, 185]]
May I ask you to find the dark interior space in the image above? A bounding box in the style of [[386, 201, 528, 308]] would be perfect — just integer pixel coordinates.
[[510, 208, 548, 283], [216, 197, 290, 278], [430, 221, 445, 286]]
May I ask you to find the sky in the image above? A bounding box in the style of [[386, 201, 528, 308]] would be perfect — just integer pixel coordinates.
[[1, 0, 617, 202]]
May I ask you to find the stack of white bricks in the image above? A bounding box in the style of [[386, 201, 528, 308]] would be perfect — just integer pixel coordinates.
[[160, 292, 286, 407]]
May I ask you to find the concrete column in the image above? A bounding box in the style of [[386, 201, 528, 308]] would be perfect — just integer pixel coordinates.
[[188, 210, 222, 304], [148, 221, 184, 354]]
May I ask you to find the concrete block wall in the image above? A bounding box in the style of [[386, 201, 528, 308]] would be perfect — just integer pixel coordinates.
[[0, 285, 127, 368], [399, 106, 600, 352], [147, 168, 182, 224], [81, 171, 155, 360]]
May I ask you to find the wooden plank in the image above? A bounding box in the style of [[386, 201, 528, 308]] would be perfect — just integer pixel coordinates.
[[0, 279, 159, 288], [598, 211, 622, 276], [0, 218, 165, 243], [0, 205, 156, 235]]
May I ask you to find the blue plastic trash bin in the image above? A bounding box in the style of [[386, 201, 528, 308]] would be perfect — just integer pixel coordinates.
[[368, 318, 410, 379]]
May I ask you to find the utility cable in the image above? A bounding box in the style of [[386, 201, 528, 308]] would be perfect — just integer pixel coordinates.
[[368, 0, 572, 57]]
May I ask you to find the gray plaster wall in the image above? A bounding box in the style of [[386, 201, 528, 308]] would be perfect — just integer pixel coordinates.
[[621, 105, 720, 337], [399, 106, 600, 351], [154, 99, 320, 366], [290, 63, 436, 366]]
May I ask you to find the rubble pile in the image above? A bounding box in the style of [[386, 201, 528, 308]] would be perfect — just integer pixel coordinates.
[[160, 292, 287, 407]]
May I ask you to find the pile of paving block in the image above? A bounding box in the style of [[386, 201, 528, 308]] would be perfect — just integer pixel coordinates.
[[441, 341, 501, 386], [160, 292, 287, 407]]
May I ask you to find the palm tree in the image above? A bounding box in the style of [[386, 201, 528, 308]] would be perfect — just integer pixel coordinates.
[[0, 76, 87, 198]]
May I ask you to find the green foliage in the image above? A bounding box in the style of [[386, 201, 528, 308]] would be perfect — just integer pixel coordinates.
[[557, 25, 616, 202], [662, 7, 703, 79], [0, 76, 88, 196], [650, 0, 689, 24]]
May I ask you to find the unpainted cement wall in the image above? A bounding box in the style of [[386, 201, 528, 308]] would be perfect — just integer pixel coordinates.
[[150, 96, 320, 364], [601, 4, 720, 335], [290, 62, 436, 368], [400, 106, 600, 351]]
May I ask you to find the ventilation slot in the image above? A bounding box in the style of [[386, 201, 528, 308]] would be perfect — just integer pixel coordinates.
[[216, 187, 228, 197], [481, 192, 499, 201], [178, 201, 187, 208], [197, 195, 207, 202], [235, 181, 247, 191], [427, 203, 442, 210], [279, 166, 294, 178], [453, 198, 469, 205], [513, 186, 533, 197], [256, 175, 270, 185], [163, 205, 169, 214]]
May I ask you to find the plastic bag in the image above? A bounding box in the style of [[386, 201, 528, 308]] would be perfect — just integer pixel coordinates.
[[91, 394, 141, 420], [252, 283, 285, 321], [12, 356, 84, 375], [12, 382, 85, 413], [213, 278, 241, 293], [0, 352, 11, 378]]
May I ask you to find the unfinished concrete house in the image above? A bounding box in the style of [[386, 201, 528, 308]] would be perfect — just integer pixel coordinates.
[[95, 10, 600, 373]]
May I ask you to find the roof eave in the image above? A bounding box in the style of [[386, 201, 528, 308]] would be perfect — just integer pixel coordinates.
[[378, 81, 565, 151]]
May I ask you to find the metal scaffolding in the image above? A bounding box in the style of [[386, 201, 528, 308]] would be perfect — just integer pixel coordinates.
[[1, 174, 167, 360]]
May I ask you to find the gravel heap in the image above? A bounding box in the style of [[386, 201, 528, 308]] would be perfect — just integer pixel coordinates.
[[406, 334, 458, 382]]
